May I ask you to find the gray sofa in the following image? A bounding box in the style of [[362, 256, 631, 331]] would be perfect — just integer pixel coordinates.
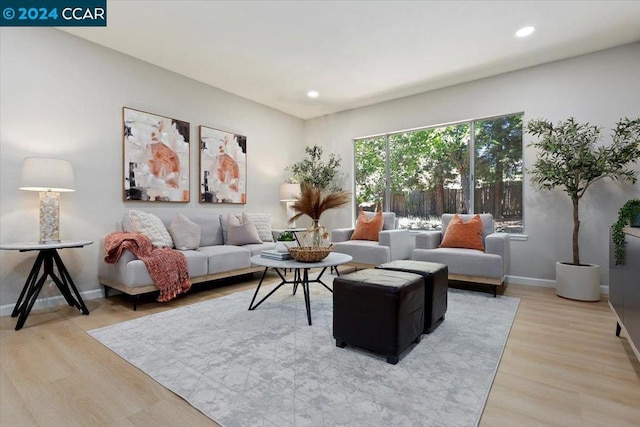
[[331, 212, 414, 268], [98, 210, 276, 309], [411, 213, 509, 296]]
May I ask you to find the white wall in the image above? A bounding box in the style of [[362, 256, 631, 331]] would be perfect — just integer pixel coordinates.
[[305, 43, 640, 286], [0, 28, 304, 308], [1, 30, 638, 311]]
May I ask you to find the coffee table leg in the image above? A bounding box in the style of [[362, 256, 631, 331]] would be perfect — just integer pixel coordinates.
[[249, 267, 287, 311], [315, 267, 333, 293], [292, 269, 301, 295], [302, 268, 312, 325], [248, 267, 269, 310]]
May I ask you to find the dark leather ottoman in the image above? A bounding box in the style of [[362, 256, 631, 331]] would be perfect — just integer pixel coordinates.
[[333, 269, 424, 364], [378, 260, 448, 333]]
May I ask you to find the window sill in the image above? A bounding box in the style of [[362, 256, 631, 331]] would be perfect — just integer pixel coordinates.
[[507, 234, 528, 241]]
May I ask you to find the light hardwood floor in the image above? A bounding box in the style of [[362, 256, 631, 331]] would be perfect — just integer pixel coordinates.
[[1, 275, 639, 426]]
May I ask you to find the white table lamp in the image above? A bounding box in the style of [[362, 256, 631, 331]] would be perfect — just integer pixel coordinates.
[[279, 183, 301, 228], [19, 157, 75, 243]]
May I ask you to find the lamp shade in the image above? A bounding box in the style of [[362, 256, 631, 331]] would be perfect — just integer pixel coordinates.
[[19, 157, 75, 192], [279, 183, 301, 201]]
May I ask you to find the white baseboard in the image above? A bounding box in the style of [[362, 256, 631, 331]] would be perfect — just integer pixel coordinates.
[[506, 275, 609, 295], [1, 274, 610, 318], [0, 289, 104, 317], [506, 275, 555, 288]]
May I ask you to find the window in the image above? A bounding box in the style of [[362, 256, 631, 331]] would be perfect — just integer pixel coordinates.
[[354, 113, 523, 233]]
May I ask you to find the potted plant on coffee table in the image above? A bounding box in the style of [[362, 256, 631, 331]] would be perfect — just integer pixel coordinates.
[[275, 230, 297, 252], [527, 117, 640, 301]]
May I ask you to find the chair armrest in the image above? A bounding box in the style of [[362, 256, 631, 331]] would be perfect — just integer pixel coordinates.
[[414, 231, 442, 249], [331, 228, 354, 243], [485, 233, 510, 274], [379, 229, 414, 261]]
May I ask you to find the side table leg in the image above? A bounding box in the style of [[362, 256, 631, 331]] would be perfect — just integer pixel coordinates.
[[12, 252, 45, 317], [52, 250, 89, 314], [15, 274, 49, 331]]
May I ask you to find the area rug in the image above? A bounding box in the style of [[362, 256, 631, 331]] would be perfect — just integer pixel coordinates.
[[89, 277, 519, 427]]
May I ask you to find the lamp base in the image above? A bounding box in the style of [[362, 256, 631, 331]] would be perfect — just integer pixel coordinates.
[[39, 191, 60, 243], [285, 201, 297, 228]]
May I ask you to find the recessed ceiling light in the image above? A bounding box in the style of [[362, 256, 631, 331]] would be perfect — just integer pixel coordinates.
[[307, 90, 319, 98], [515, 26, 535, 38]]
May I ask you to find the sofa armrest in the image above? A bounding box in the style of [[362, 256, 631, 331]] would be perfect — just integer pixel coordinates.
[[415, 231, 442, 249], [97, 238, 138, 285], [485, 233, 510, 274], [331, 228, 354, 243], [379, 229, 414, 261]]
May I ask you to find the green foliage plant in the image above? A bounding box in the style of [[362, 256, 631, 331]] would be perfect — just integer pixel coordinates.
[[527, 117, 640, 265], [277, 231, 295, 242], [612, 199, 640, 265], [286, 145, 343, 192]]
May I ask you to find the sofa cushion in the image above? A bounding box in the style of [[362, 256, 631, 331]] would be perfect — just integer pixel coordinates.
[[153, 211, 223, 247], [127, 210, 174, 248], [413, 247, 504, 279], [226, 213, 262, 245], [121, 250, 208, 287], [198, 245, 252, 274], [440, 214, 484, 251], [352, 210, 383, 241], [246, 213, 274, 242], [168, 214, 201, 250], [242, 242, 277, 256]]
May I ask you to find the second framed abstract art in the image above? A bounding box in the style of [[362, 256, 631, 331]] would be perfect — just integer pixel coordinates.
[[199, 125, 247, 204]]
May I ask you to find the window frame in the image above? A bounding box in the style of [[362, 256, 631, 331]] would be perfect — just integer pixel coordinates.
[[353, 111, 524, 234]]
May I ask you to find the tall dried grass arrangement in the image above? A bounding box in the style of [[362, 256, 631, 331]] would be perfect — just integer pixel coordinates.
[[288, 185, 350, 224]]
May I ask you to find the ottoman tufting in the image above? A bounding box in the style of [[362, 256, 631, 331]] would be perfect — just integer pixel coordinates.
[[333, 269, 424, 364], [378, 260, 448, 333]]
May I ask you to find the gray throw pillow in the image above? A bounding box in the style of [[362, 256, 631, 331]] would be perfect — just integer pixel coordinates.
[[168, 213, 201, 250], [226, 213, 262, 245]]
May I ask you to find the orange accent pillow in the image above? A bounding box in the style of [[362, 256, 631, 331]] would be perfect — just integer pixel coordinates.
[[440, 214, 485, 251], [351, 210, 383, 241]]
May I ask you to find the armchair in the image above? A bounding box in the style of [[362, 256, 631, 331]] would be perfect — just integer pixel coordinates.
[[411, 213, 509, 296], [331, 212, 414, 268]]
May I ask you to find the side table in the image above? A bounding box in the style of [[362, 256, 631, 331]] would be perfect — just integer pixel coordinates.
[[0, 240, 92, 330], [272, 227, 308, 246]]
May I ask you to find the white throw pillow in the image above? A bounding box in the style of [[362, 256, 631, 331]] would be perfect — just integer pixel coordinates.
[[226, 213, 262, 245], [246, 213, 274, 242], [168, 213, 201, 250], [128, 210, 174, 248]]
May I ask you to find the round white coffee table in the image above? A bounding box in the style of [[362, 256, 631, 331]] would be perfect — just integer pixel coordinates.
[[249, 252, 352, 325]]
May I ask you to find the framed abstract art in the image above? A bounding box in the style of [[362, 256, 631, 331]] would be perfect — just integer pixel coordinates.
[[123, 107, 190, 202], [199, 125, 247, 204]]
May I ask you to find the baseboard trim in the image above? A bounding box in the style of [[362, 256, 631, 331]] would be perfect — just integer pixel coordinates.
[[506, 275, 609, 295], [0, 289, 104, 317], [506, 275, 555, 288], [1, 274, 610, 318]]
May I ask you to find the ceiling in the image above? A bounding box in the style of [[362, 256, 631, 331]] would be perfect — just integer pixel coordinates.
[[62, 1, 640, 120]]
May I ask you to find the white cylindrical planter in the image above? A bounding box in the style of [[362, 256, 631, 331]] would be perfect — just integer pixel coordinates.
[[555, 261, 601, 301]]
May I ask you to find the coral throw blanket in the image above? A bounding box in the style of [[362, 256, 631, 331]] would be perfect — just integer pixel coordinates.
[[104, 232, 191, 302]]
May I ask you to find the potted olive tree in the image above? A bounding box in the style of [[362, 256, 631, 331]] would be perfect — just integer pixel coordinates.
[[527, 117, 640, 301]]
